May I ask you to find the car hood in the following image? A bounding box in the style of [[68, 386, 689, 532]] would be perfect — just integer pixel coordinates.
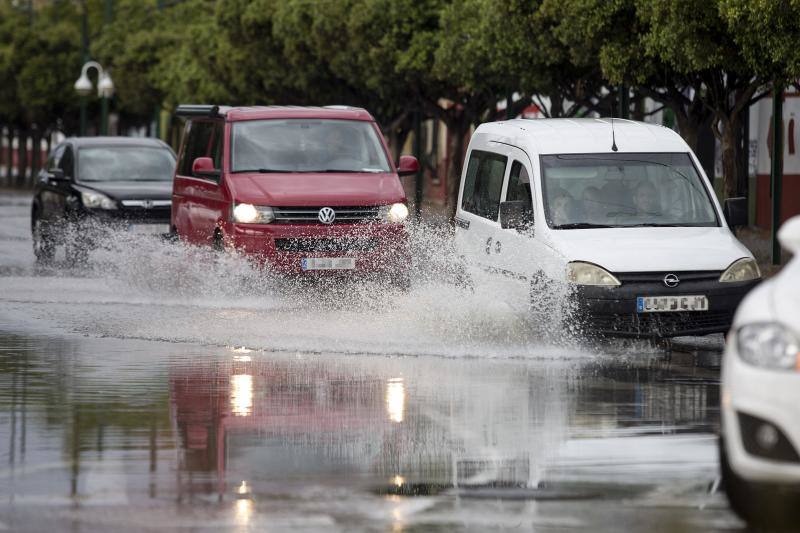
[[227, 172, 406, 206], [78, 180, 173, 200], [549, 226, 753, 273]]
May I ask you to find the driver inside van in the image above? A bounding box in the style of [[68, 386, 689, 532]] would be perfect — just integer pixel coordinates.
[[632, 181, 662, 216]]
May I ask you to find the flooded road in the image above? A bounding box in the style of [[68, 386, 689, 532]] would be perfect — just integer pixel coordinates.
[[0, 192, 744, 531]]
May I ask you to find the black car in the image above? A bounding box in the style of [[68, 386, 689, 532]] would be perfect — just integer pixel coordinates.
[[31, 136, 177, 264]]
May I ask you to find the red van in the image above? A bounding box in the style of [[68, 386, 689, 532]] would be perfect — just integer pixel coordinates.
[[171, 105, 418, 285]]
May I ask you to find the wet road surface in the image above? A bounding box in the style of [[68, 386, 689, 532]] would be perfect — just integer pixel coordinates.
[[0, 191, 745, 531]]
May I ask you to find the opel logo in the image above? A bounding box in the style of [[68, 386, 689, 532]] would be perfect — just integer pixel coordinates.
[[663, 273, 680, 288], [318, 207, 336, 225]]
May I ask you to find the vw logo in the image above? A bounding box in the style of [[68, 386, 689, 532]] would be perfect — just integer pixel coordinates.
[[318, 207, 336, 225], [142, 200, 153, 209], [663, 273, 680, 288]]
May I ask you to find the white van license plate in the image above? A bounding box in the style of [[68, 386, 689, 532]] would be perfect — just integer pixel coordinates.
[[301, 257, 356, 271], [637, 295, 708, 313]]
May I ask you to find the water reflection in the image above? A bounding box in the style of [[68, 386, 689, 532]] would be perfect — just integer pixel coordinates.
[[385, 378, 405, 423], [0, 332, 726, 529]]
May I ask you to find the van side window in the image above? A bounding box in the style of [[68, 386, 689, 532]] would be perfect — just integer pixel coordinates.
[[506, 160, 533, 212], [179, 120, 223, 177], [461, 150, 507, 220]]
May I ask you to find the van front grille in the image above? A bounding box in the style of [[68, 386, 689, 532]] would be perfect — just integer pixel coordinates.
[[272, 206, 380, 224], [274, 238, 378, 253], [614, 271, 722, 284]]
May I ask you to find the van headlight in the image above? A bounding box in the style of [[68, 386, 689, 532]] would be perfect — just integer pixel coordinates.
[[566, 261, 621, 287], [379, 203, 409, 223], [233, 203, 274, 224], [720, 257, 761, 282], [81, 190, 117, 210], [737, 323, 799, 370]]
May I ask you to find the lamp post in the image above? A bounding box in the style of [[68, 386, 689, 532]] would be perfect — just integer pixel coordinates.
[[74, 61, 115, 136]]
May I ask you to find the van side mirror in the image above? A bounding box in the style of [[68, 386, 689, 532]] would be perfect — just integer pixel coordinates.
[[499, 201, 533, 232], [724, 197, 747, 228], [397, 155, 419, 177], [192, 157, 220, 179]]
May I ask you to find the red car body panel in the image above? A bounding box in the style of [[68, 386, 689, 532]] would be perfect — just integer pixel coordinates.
[[171, 106, 409, 275]]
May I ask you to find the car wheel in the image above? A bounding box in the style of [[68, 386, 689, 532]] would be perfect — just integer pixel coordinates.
[[720, 438, 800, 529], [32, 216, 55, 264]]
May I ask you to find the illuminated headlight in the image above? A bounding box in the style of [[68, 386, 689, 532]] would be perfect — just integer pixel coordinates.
[[233, 203, 274, 224], [566, 261, 621, 287], [720, 257, 761, 282], [379, 203, 409, 223], [737, 323, 800, 370], [81, 190, 117, 210]]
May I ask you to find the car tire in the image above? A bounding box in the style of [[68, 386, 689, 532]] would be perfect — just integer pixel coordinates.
[[720, 438, 800, 530], [32, 216, 55, 265]]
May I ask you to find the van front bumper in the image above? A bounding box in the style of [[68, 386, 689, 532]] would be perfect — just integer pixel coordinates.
[[573, 277, 759, 338], [224, 221, 410, 276]]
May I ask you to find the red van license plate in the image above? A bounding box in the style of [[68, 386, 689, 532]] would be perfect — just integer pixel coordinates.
[[301, 258, 356, 270]]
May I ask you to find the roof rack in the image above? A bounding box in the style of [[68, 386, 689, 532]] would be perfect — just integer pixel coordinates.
[[323, 105, 362, 111], [175, 104, 223, 118]]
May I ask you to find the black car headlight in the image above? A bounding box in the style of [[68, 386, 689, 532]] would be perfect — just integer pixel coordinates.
[[80, 190, 117, 210]]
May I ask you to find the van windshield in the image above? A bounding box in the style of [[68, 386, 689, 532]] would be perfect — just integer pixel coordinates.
[[541, 153, 719, 229], [231, 119, 391, 173]]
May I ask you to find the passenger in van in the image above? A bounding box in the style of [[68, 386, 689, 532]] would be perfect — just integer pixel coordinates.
[[549, 189, 580, 226], [632, 181, 662, 216]]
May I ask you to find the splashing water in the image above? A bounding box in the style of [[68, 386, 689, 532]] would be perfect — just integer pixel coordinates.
[[10, 218, 593, 359]]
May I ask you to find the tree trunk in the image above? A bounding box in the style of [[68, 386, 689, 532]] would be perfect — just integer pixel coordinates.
[[719, 117, 738, 200], [31, 126, 42, 180], [5, 127, 14, 182], [16, 128, 28, 188], [444, 112, 470, 221]]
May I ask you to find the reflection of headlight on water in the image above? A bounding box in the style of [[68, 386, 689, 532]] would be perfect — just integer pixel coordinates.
[[235, 498, 253, 525], [386, 378, 405, 423], [231, 374, 253, 416]]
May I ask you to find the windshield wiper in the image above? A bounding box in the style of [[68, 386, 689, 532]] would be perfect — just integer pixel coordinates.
[[625, 223, 710, 227], [230, 168, 293, 174], [552, 223, 618, 229], [309, 169, 382, 173]]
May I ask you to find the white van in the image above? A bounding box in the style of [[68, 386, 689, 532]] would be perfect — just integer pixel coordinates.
[[454, 119, 761, 338]]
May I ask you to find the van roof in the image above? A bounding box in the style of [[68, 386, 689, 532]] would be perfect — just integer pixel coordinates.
[[179, 105, 375, 122], [475, 118, 689, 155]]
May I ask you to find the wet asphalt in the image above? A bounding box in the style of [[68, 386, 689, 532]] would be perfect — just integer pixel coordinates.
[[0, 191, 748, 532]]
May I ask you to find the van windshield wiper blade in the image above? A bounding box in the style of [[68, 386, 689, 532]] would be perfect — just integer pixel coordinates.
[[230, 168, 292, 174], [552, 223, 618, 229]]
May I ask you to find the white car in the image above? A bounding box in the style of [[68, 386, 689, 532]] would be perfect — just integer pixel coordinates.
[[453, 119, 761, 338], [720, 216, 800, 527]]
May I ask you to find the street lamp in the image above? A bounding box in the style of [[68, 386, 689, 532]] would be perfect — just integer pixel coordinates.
[[74, 61, 115, 136]]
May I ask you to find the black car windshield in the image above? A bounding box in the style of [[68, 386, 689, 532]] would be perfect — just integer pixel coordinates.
[[78, 146, 176, 182], [231, 119, 391, 173], [541, 152, 719, 229]]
